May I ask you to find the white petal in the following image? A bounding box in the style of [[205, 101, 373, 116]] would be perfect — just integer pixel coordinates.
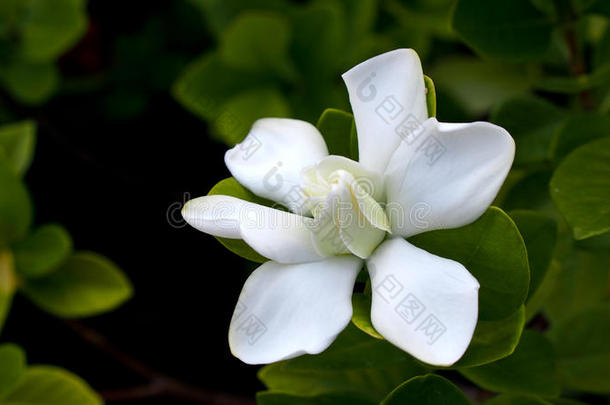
[[225, 118, 328, 213], [342, 48, 428, 174], [229, 256, 363, 364], [182, 195, 325, 263], [367, 238, 479, 366], [384, 118, 515, 237]]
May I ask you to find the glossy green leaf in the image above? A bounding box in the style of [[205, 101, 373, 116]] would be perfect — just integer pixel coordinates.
[[0, 61, 59, 105], [460, 330, 560, 396], [550, 137, 610, 239], [431, 57, 530, 116], [351, 293, 383, 339], [509, 211, 557, 303], [0, 161, 32, 248], [453, 306, 525, 368], [482, 394, 552, 405], [451, 0, 553, 61], [491, 95, 564, 166], [316, 108, 355, 159], [0, 344, 25, 398], [424, 75, 436, 117], [219, 12, 293, 77], [0, 121, 36, 177], [409, 207, 530, 320], [381, 374, 471, 405], [550, 113, 610, 163], [207, 177, 270, 263], [524, 260, 560, 322], [22, 252, 133, 318], [214, 87, 291, 144], [0, 366, 102, 405], [259, 325, 428, 402], [544, 248, 608, 324], [13, 224, 73, 279], [20, 0, 88, 62], [549, 303, 610, 393], [257, 392, 374, 405]]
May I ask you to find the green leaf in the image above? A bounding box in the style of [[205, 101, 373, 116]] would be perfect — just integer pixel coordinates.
[[0, 344, 25, 398], [381, 374, 471, 405], [351, 293, 383, 339], [214, 87, 291, 144], [0, 251, 17, 335], [13, 224, 73, 279], [430, 57, 530, 116], [491, 95, 565, 166], [0, 161, 32, 248], [0, 61, 59, 105], [22, 252, 133, 318], [259, 325, 428, 402], [257, 392, 374, 405], [172, 53, 265, 122], [548, 303, 610, 393], [316, 108, 355, 159], [509, 211, 557, 303], [19, 0, 88, 62], [453, 306, 525, 368], [550, 113, 610, 163], [0, 121, 36, 177], [501, 169, 553, 213], [424, 75, 436, 117], [524, 260, 560, 322], [544, 248, 608, 324], [207, 177, 270, 263], [219, 12, 294, 77], [349, 120, 358, 162], [451, 0, 553, 61], [409, 207, 530, 320], [460, 330, 560, 397], [482, 394, 552, 405], [0, 365, 102, 405], [550, 137, 610, 239]]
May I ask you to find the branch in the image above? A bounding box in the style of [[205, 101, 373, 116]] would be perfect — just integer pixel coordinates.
[[63, 320, 256, 405]]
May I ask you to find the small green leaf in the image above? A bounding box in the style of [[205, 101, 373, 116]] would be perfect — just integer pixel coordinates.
[[491, 95, 565, 166], [460, 330, 560, 397], [451, 0, 553, 61], [550, 137, 610, 239], [0, 344, 25, 398], [219, 12, 294, 77], [501, 169, 553, 212], [13, 224, 73, 279], [22, 252, 133, 318], [453, 306, 525, 368], [381, 374, 471, 405], [0, 61, 59, 105], [207, 177, 270, 263], [524, 260, 560, 322], [424, 75, 436, 117], [0, 161, 32, 248], [550, 113, 610, 163], [0, 121, 36, 177], [349, 120, 359, 162], [1, 365, 102, 405], [257, 392, 374, 405], [548, 303, 610, 393], [0, 251, 17, 335], [409, 207, 530, 320], [509, 211, 557, 303], [316, 108, 355, 159], [259, 325, 428, 402], [19, 0, 88, 62], [482, 394, 552, 405], [351, 293, 383, 339]]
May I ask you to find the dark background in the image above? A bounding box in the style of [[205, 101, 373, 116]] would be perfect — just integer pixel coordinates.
[[3, 0, 263, 402]]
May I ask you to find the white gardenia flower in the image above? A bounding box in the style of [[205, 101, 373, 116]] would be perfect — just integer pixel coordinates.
[[182, 49, 515, 366]]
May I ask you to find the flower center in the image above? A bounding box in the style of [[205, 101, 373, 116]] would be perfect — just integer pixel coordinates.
[[299, 156, 390, 259]]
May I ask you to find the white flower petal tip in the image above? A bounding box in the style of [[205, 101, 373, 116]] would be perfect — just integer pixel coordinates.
[[367, 238, 479, 366], [342, 48, 428, 174], [182, 195, 325, 263], [224, 118, 328, 214], [385, 118, 515, 237], [228, 256, 363, 364]]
